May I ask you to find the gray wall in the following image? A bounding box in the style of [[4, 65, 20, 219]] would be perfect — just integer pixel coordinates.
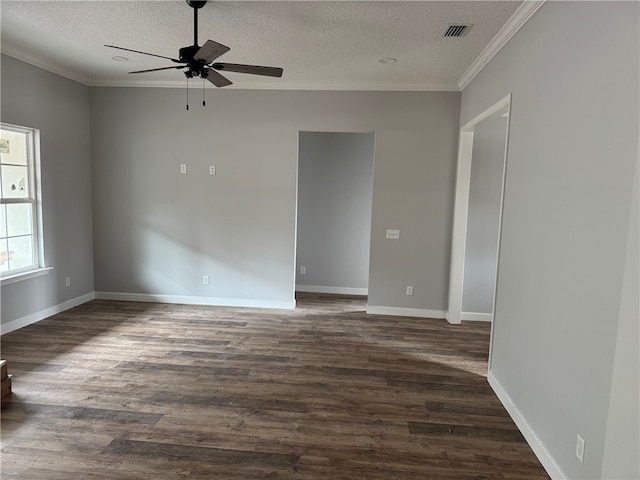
[[296, 132, 374, 292], [90, 89, 460, 310], [462, 115, 507, 314], [601, 150, 639, 479], [0, 54, 94, 327], [460, 2, 639, 479]]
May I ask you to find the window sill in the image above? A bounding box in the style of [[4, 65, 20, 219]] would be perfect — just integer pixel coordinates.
[[1, 267, 54, 286]]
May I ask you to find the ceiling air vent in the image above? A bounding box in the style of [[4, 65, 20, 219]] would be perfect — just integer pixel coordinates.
[[443, 24, 470, 38]]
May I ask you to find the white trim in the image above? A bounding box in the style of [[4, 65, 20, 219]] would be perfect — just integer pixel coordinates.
[[0, 123, 46, 278], [488, 372, 568, 480], [0, 49, 91, 86], [0, 266, 53, 286], [2, 48, 459, 91], [366, 306, 446, 319], [447, 94, 511, 329], [33, 128, 46, 270], [458, 1, 546, 90], [2, 1, 548, 94], [293, 135, 300, 302], [446, 129, 474, 325], [94, 292, 295, 310], [461, 312, 492, 322], [296, 285, 368, 296], [461, 95, 512, 133], [88, 79, 460, 91], [0, 291, 95, 335]]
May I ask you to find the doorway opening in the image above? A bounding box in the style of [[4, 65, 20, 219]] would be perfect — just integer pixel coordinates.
[[295, 131, 375, 298], [447, 94, 511, 329]]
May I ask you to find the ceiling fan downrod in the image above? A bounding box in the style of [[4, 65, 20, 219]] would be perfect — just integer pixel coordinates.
[[187, 0, 207, 47]]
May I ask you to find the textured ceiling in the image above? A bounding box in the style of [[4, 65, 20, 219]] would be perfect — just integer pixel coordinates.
[[0, 1, 523, 90]]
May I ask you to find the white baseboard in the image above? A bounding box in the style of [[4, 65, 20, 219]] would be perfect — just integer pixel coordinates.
[[1, 292, 96, 335], [461, 312, 493, 322], [296, 285, 368, 296], [366, 305, 446, 319], [488, 371, 567, 480], [94, 292, 296, 310]]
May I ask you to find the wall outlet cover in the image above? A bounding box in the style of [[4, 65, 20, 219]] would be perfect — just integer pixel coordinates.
[[386, 229, 400, 239], [576, 434, 585, 463]]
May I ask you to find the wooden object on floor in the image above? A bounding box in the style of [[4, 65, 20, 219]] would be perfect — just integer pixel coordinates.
[[0, 359, 11, 400], [0, 294, 550, 479], [1, 375, 12, 399]]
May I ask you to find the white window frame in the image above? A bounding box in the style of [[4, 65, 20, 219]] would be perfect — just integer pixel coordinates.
[[0, 122, 50, 285]]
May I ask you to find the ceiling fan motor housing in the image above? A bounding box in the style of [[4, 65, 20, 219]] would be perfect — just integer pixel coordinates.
[[179, 45, 200, 63], [186, 1, 207, 9], [179, 45, 209, 78], [105, 0, 282, 88]]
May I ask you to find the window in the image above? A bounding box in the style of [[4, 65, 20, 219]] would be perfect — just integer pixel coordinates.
[[0, 123, 45, 280]]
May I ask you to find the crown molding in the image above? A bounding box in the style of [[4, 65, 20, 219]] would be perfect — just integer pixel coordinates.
[[1, 46, 459, 91], [4, 0, 548, 96], [88, 78, 460, 92], [457, 0, 546, 91], [1, 47, 92, 86]]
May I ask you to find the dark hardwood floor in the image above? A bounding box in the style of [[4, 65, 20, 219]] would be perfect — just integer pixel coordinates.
[[1, 294, 549, 479]]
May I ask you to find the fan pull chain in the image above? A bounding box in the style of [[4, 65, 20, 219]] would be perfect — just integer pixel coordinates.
[[186, 78, 190, 111], [202, 79, 206, 107]]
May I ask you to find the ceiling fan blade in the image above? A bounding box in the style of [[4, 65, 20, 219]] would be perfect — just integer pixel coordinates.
[[212, 63, 283, 78], [194, 40, 230, 64], [205, 69, 233, 87], [105, 44, 181, 63], [128, 66, 186, 74]]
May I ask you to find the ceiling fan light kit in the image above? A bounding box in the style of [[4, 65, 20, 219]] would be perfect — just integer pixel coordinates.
[[105, 0, 283, 108]]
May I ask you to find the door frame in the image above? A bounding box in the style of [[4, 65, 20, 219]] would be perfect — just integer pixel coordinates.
[[294, 130, 376, 299], [447, 94, 511, 328]]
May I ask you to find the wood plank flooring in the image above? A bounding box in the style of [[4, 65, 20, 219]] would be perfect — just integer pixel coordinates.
[[0, 294, 550, 479]]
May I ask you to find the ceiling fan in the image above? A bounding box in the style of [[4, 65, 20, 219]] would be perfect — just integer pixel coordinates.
[[105, 0, 283, 89]]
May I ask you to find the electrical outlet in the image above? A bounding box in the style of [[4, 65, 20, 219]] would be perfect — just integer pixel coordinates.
[[386, 229, 400, 239], [180, 164, 187, 174], [209, 165, 216, 175], [576, 434, 585, 463], [300, 266, 306, 275], [406, 285, 414, 296], [65, 277, 71, 287], [203, 275, 210, 285]]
